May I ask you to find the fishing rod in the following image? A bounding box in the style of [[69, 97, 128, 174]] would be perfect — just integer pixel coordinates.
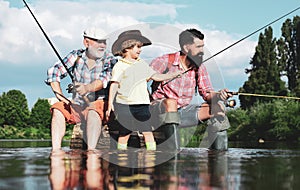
[[22, 0, 73, 81], [53, 91, 72, 104], [23, 0, 89, 104], [163, 6, 300, 86], [229, 91, 300, 100]]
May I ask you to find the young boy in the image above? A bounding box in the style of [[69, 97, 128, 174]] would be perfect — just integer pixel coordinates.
[[106, 30, 181, 150]]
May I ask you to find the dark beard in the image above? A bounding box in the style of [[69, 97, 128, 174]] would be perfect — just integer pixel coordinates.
[[187, 51, 203, 68]]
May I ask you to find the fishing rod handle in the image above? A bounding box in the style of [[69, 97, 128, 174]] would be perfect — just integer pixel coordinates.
[[228, 91, 239, 95], [67, 83, 91, 105], [82, 96, 91, 105]]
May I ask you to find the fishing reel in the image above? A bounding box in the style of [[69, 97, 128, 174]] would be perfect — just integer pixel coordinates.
[[225, 99, 236, 108], [66, 83, 76, 93], [66, 83, 96, 102]]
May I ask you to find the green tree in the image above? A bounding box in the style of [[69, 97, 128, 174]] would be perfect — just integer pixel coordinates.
[[277, 16, 300, 96], [239, 27, 287, 109], [0, 90, 30, 128], [0, 93, 5, 126], [29, 98, 51, 129]]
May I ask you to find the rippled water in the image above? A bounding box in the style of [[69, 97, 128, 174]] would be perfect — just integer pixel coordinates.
[[0, 140, 299, 190]]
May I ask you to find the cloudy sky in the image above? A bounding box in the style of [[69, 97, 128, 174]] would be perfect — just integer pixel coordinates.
[[1, 0, 299, 108]]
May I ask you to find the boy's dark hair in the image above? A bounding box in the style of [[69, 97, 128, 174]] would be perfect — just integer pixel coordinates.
[[179, 29, 204, 50], [119, 39, 142, 57]]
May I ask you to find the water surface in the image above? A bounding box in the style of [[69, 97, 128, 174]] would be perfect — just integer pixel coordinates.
[[0, 140, 299, 189]]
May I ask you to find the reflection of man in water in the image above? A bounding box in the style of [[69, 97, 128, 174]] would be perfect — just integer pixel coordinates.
[[85, 152, 103, 188], [49, 150, 81, 189], [198, 151, 228, 189], [49, 151, 112, 189], [148, 151, 228, 189]]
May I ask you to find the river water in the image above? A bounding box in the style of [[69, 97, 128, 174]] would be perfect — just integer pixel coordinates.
[[0, 140, 299, 190]]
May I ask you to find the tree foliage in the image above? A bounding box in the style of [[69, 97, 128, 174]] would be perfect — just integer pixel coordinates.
[[0, 90, 30, 128], [227, 100, 300, 142], [239, 27, 287, 109], [29, 98, 51, 129], [277, 16, 300, 96]]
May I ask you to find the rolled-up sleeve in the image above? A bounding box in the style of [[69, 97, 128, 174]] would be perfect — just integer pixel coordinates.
[[45, 51, 77, 85], [197, 64, 214, 100], [45, 61, 68, 85]]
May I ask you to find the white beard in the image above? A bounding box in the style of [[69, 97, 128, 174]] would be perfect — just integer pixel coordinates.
[[87, 47, 104, 59]]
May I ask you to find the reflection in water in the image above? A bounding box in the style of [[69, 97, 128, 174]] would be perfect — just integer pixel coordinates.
[[49, 150, 161, 189], [207, 151, 228, 188], [150, 150, 229, 189], [1, 142, 299, 189], [48, 149, 232, 189], [49, 150, 114, 190]]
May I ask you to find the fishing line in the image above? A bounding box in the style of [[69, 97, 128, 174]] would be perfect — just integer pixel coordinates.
[[163, 6, 300, 86]]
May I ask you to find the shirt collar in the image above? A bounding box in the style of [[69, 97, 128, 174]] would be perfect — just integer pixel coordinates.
[[172, 51, 181, 66], [120, 57, 141, 65]]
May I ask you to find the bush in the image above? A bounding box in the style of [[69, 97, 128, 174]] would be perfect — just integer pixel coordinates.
[[227, 99, 300, 142]]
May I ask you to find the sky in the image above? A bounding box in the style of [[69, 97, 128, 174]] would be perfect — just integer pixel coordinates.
[[1, 0, 299, 108]]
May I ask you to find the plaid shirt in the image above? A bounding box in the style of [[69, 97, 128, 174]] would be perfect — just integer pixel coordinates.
[[45, 49, 116, 105], [150, 51, 214, 108]]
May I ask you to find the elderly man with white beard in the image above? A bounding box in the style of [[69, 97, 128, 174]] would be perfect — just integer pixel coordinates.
[[45, 28, 117, 151]]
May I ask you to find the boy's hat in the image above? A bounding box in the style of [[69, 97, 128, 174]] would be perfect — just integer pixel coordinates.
[[112, 30, 152, 55], [83, 27, 107, 41]]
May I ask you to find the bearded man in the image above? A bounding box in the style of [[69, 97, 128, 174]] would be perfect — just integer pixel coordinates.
[[45, 28, 116, 151], [150, 28, 232, 151]]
